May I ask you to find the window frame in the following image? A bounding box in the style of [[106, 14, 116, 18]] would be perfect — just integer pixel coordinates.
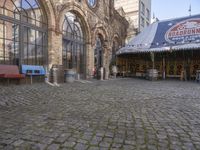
[[0, 0, 48, 65]]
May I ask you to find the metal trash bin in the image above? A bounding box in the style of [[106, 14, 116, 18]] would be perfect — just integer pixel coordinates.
[[65, 69, 76, 83]]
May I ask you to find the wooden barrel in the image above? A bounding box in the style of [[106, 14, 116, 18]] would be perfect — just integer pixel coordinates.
[[146, 69, 158, 81]]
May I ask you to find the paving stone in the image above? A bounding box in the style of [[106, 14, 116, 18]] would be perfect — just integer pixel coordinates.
[[54, 136, 68, 144], [35, 143, 47, 150], [111, 143, 122, 148], [99, 147, 109, 150], [88, 146, 100, 150], [122, 144, 135, 150], [41, 137, 54, 145], [99, 141, 111, 148], [47, 144, 60, 150], [74, 143, 89, 150], [2, 145, 15, 150], [62, 141, 76, 148], [1, 79, 200, 150], [12, 139, 24, 147]]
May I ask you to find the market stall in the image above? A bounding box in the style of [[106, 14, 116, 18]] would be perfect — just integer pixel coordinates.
[[117, 14, 200, 80]]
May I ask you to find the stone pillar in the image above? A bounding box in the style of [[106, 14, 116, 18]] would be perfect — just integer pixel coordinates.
[[86, 43, 94, 79], [48, 28, 63, 69], [103, 45, 112, 80]]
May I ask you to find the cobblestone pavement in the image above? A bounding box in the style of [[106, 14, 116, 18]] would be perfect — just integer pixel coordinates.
[[1, 79, 200, 150]]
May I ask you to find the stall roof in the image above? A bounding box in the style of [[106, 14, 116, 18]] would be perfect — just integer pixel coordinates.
[[117, 14, 200, 55]]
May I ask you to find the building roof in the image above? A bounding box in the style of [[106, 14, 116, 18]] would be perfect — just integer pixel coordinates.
[[117, 14, 200, 55]]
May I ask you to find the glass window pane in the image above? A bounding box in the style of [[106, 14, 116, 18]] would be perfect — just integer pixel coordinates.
[[14, 11, 20, 20], [36, 45, 43, 65], [35, 9, 42, 22], [23, 27, 28, 43], [37, 46, 42, 57], [66, 43, 72, 69], [43, 33, 47, 46], [4, 21, 18, 40], [37, 22, 47, 28], [67, 25, 72, 33], [28, 44, 35, 64], [23, 43, 28, 64], [11, 41, 19, 65], [13, 24, 19, 41], [36, 31, 42, 45], [21, 13, 28, 22], [0, 38, 4, 61], [3, 3, 16, 19], [4, 9, 19, 19], [2, 0, 18, 19], [4, 22, 11, 40], [13, 41, 19, 57], [0, 22, 4, 38], [22, 43, 35, 65], [28, 17, 36, 25], [22, 0, 32, 10], [23, 0, 41, 22], [14, 0, 21, 8], [36, 21, 40, 27], [28, 29, 35, 44], [13, 53, 20, 65], [30, 0, 38, 8], [80, 45, 84, 73], [4, 39, 14, 64]]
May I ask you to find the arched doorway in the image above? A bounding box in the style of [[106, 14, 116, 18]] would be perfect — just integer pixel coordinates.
[[0, 0, 48, 66], [62, 12, 86, 79], [94, 34, 104, 78], [94, 34, 104, 69]]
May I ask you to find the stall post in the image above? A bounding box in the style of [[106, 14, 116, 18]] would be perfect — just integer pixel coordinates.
[[162, 55, 166, 80]]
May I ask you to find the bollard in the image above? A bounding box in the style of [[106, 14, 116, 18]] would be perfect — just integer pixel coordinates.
[[52, 67, 58, 84], [100, 67, 104, 80]]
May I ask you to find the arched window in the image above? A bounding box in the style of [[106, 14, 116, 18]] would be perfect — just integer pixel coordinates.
[[0, 0, 48, 65], [62, 12, 86, 78], [94, 36, 103, 68], [111, 37, 119, 64]]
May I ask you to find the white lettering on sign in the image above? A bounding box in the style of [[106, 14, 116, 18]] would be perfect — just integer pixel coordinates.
[[165, 18, 200, 43]]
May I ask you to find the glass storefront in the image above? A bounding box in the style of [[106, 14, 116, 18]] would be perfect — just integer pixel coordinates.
[[62, 12, 86, 78], [0, 0, 47, 65]]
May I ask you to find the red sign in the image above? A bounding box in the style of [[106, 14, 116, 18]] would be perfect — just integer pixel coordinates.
[[165, 18, 200, 43]]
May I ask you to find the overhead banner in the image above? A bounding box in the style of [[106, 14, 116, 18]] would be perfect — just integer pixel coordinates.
[[165, 18, 200, 43], [151, 15, 200, 48]]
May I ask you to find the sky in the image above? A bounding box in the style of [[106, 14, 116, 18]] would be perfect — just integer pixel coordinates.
[[152, 0, 200, 21]]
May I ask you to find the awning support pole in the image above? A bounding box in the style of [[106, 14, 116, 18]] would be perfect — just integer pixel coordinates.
[[162, 54, 166, 80], [150, 52, 155, 69]]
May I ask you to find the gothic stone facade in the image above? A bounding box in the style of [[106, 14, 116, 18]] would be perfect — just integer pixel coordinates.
[[42, 0, 128, 79]]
